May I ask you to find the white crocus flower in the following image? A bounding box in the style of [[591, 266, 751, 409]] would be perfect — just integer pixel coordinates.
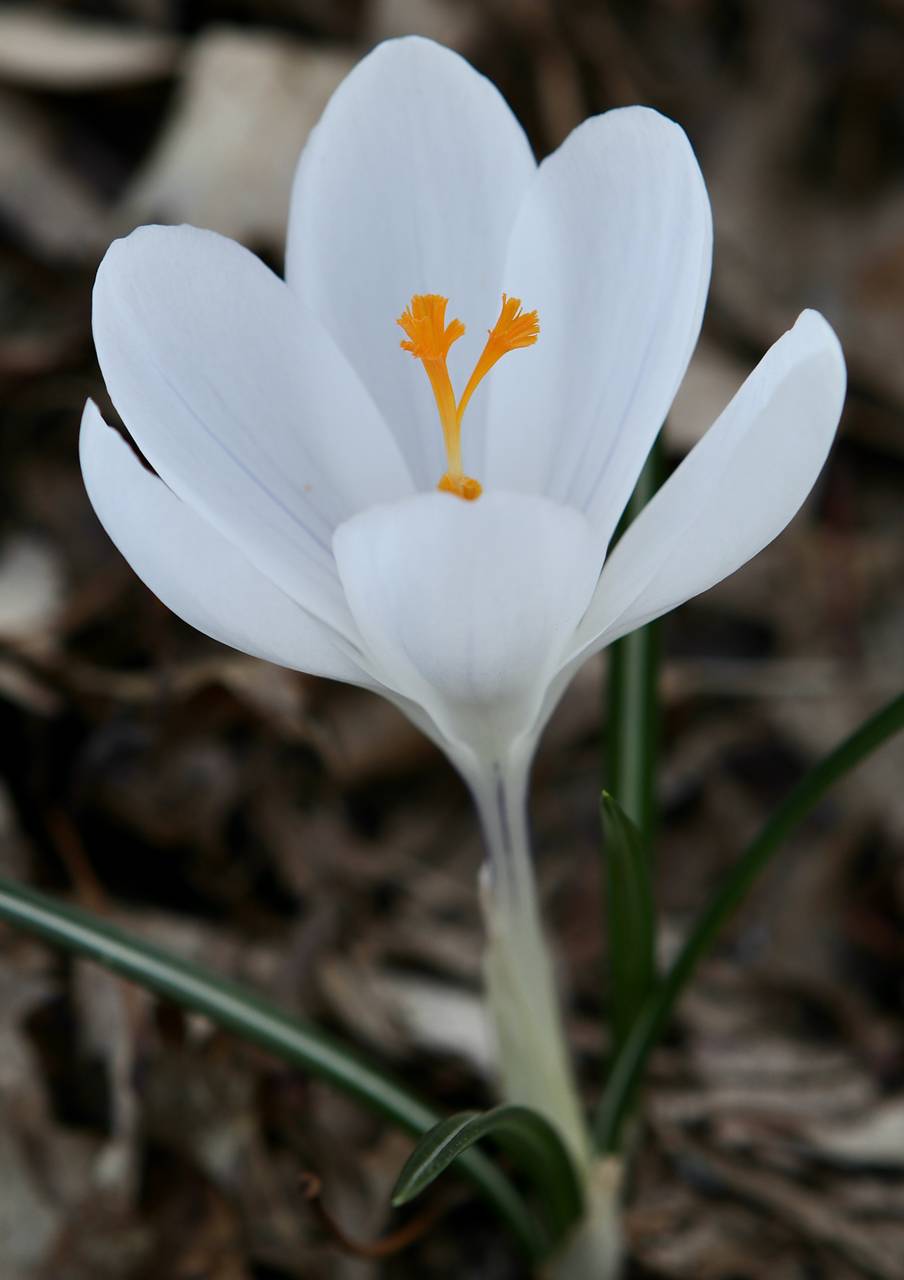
[[80, 34, 845, 1236]]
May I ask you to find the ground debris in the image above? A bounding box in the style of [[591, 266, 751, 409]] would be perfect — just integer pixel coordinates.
[[0, 3, 903, 1277]]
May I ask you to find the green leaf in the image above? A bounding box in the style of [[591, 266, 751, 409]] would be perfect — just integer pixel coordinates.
[[595, 690, 904, 1153], [0, 875, 543, 1260], [601, 791, 656, 1053], [392, 1104, 584, 1244], [605, 438, 663, 846]]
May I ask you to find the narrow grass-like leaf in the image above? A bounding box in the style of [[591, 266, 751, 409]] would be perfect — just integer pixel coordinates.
[[392, 1104, 584, 1243], [601, 791, 656, 1053], [0, 875, 543, 1259], [605, 438, 663, 846], [595, 690, 904, 1152]]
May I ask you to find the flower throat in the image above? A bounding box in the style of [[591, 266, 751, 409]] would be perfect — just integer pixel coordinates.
[[397, 293, 539, 500]]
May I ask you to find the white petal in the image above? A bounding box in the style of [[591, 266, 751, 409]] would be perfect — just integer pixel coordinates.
[[286, 37, 537, 489], [568, 311, 846, 661], [93, 224, 414, 633], [333, 490, 600, 759], [80, 401, 374, 687], [484, 106, 712, 548]]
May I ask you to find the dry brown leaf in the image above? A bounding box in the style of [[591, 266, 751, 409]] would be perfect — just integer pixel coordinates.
[[658, 1125, 904, 1278], [0, 536, 64, 641], [807, 1098, 904, 1171], [705, 64, 904, 421], [0, 959, 71, 1276], [119, 28, 354, 251], [368, 0, 480, 49], [0, 89, 107, 260], [0, 1120, 58, 1275], [666, 339, 749, 452], [372, 971, 493, 1076], [0, 8, 180, 90]]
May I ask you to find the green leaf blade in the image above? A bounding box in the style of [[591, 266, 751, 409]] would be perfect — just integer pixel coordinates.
[[391, 1104, 585, 1244], [595, 690, 904, 1153], [605, 438, 663, 846], [392, 1111, 483, 1206], [0, 875, 543, 1260], [601, 791, 656, 1053]]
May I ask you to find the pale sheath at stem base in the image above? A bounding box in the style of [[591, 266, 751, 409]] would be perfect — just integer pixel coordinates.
[[467, 751, 623, 1278], [543, 1159, 624, 1280]]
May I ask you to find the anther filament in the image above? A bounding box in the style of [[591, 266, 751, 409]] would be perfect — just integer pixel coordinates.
[[397, 292, 539, 500]]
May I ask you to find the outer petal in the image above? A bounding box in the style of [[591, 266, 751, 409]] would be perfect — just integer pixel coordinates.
[[484, 106, 712, 548], [567, 311, 846, 662], [80, 402, 375, 687], [333, 491, 601, 759], [93, 224, 414, 634], [286, 37, 537, 489]]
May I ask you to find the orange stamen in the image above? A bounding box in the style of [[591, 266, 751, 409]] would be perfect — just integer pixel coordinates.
[[397, 293, 464, 362], [397, 294, 466, 487], [397, 292, 539, 501], [455, 295, 540, 428]]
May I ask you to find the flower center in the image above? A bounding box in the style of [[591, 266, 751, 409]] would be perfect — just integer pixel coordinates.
[[397, 293, 539, 500]]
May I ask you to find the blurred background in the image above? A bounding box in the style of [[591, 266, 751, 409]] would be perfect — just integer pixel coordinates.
[[1, 1, 903, 1276]]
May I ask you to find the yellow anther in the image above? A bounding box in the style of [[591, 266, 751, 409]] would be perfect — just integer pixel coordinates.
[[397, 292, 539, 501]]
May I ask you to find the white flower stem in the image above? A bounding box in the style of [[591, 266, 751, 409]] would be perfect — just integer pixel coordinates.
[[466, 750, 585, 1160], [467, 749, 623, 1276]]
